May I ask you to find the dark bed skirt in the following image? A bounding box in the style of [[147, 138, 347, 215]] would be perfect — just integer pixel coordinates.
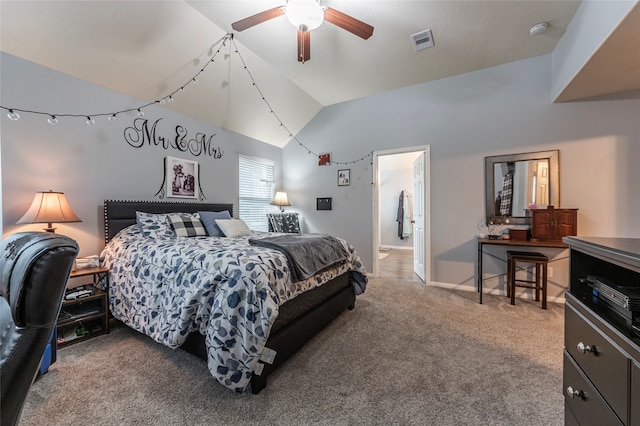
[[180, 272, 356, 394]]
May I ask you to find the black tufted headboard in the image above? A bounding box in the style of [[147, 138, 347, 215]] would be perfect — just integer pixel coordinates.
[[103, 200, 234, 243]]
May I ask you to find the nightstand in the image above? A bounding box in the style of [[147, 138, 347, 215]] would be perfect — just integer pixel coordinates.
[[57, 267, 110, 347]]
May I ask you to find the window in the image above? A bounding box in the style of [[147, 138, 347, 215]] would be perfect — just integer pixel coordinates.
[[239, 155, 275, 232]]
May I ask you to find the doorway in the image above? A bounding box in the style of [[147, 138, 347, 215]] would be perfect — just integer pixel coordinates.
[[372, 146, 430, 283]]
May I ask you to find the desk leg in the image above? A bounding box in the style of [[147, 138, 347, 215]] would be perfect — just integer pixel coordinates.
[[478, 241, 483, 304]]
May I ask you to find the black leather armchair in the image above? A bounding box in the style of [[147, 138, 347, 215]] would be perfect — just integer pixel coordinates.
[[0, 232, 78, 426]]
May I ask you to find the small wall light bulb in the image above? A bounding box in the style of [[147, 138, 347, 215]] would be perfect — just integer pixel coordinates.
[[47, 115, 58, 125], [137, 109, 145, 117], [7, 109, 20, 120], [168, 96, 174, 103], [86, 116, 95, 125], [107, 114, 117, 121]]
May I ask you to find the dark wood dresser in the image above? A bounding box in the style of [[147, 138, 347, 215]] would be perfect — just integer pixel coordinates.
[[563, 237, 640, 425]]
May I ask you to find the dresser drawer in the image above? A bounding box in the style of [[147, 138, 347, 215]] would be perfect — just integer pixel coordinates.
[[565, 303, 629, 421], [564, 401, 580, 426], [632, 360, 640, 426], [563, 350, 623, 425]]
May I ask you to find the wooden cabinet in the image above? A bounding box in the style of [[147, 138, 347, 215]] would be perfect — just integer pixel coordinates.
[[530, 207, 577, 241], [563, 237, 640, 425]]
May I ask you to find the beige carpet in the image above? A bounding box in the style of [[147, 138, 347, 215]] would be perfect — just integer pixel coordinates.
[[20, 277, 565, 425]]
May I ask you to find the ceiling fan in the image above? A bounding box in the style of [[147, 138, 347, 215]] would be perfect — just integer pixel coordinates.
[[231, 0, 374, 63]]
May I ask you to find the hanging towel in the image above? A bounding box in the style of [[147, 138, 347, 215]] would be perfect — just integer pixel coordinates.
[[499, 162, 515, 216], [396, 191, 405, 239], [402, 192, 412, 239]]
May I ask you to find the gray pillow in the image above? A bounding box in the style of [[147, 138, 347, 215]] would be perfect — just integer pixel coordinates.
[[198, 210, 232, 237]]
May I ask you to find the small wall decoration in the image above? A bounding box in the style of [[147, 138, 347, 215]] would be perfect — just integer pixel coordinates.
[[317, 197, 332, 211], [124, 118, 224, 158], [318, 153, 331, 166], [166, 156, 198, 199], [338, 169, 350, 186], [155, 156, 206, 200]]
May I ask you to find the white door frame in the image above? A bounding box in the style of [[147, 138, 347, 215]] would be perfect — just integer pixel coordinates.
[[372, 145, 431, 284]]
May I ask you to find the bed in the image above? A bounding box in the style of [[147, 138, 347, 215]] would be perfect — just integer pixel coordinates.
[[100, 200, 367, 393]]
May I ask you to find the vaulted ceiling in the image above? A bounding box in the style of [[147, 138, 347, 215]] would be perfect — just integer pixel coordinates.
[[1, 1, 638, 147]]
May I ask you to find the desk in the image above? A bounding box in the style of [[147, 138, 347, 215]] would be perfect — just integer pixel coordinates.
[[477, 238, 568, 304]]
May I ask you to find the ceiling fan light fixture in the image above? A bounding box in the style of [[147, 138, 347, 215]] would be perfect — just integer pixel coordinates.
[[286, 0, 324, 31], [231, 1, 373, 63]]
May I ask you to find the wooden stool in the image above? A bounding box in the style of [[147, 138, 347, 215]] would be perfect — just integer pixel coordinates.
[[506, 250, 548, 309]]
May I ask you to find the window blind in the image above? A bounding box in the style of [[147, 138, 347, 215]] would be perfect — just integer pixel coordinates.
[[239, 155, 275, 232]]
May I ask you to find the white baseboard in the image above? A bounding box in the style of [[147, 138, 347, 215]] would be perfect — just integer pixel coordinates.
[[379, 245, 412, 251], [428, 281, 565, 304]]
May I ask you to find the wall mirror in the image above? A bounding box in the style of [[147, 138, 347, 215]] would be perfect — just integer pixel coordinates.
[[484, 150, 559, 225]]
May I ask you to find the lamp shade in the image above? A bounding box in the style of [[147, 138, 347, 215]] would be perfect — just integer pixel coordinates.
[[17, 190, 81, 232], [271, 192, 291, 211]]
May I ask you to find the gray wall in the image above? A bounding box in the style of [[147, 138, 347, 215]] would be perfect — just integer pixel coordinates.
[[2, 42, 640, 301], [282, 53, 640, 298], [1, 53, 282, 256]]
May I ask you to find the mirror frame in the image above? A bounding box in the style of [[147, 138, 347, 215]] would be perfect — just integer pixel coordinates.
[[484, 150, 559, 225]]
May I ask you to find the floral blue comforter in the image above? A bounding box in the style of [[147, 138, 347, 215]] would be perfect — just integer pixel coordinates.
[[100, 225, 367, 392]]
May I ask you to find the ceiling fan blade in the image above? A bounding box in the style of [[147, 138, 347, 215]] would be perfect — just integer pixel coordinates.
[[324, 7, 374, 40], [231, 7, 285, 32], [297, 29, 311, 63]]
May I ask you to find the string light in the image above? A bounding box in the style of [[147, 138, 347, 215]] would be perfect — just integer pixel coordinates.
[[1, 33, 372, 166], [7, 109, 20, 120], [229, 35, 372, 166], [1, 34, 229, 126]]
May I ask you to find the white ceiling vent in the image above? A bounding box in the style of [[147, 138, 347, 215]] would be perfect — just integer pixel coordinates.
[[410, 29, 434, 52]]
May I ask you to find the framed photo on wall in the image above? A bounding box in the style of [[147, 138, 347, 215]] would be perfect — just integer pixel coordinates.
[[165, 156, 199, 199], [318, 153, 331, 166], [338, 169, 350, 186]]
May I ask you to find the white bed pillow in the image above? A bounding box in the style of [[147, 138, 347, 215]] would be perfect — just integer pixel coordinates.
[[215, 219, 252, 237]]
